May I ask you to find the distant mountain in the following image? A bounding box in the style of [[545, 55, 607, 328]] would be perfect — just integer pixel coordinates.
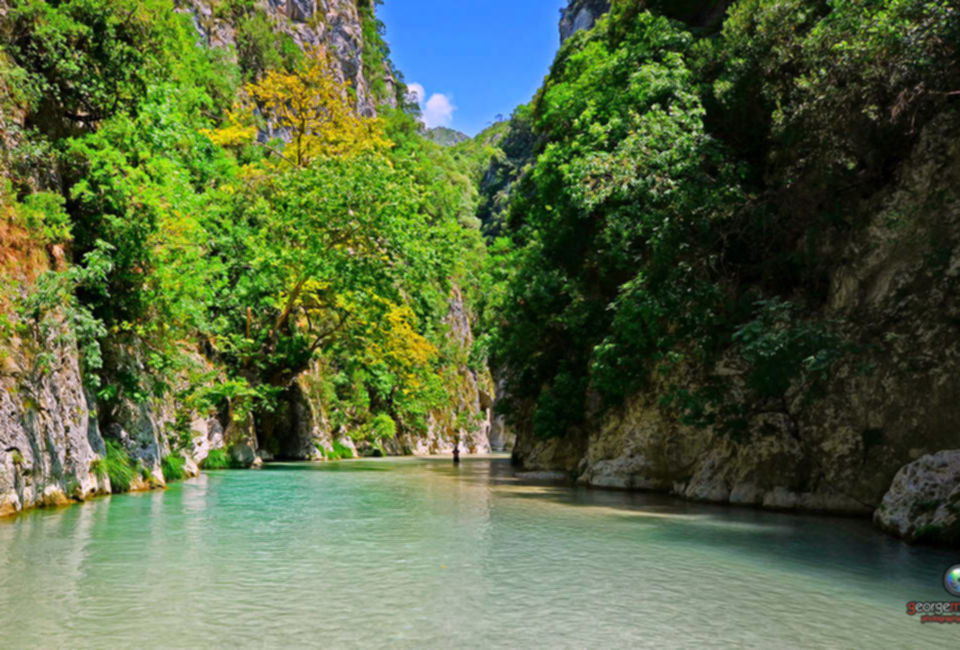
[[425, 127, 470, 147]]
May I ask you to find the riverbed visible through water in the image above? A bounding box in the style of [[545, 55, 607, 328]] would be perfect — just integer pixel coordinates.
[[0, 456, 957, 648]]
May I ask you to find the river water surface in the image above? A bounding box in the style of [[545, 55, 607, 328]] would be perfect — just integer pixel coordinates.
[[0, 456, 957, 648]]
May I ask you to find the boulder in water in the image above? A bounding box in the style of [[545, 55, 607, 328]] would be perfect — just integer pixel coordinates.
[[874, 450, 960, 547]]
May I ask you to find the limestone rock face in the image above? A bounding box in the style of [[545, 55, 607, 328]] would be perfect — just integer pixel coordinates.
[[0, 320, 107, 516], [418, 286, 494, 455], [875, 451, 960, 546], [106, 395, 167, 486], [0, 319, 226, 516], [559, 0, 610, 43], [183, 0, 386, 115], [188, 414, 225, 466], [100, 341, 230, 479], [511, 425, 585, 476], [488, 373, 515, 452], [218, 407, 261, 468]]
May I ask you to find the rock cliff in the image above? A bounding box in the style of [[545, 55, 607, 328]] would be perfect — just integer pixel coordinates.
[[98, 339, 227, 479], [412, 286, 497, 455], [256, 286, 498, 461], [508, 0, 960, 547], [0, 317, 224, 515], [181, 0, 395, 115], [0, 320, 106, 515], [513, 101, 960, 539], [559, 0, 610, 43]]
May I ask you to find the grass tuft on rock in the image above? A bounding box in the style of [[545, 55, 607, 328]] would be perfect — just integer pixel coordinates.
[[161, 454, 186, 482], [317, 440, 355, 461], [103, 440, 136, 493], [199, 448, 234, 470]]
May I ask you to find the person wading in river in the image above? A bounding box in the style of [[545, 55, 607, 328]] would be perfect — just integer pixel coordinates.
[[452, 439, 461, 465]]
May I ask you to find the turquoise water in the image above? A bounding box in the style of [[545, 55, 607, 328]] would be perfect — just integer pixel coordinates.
[[0, 456, 957, 649]]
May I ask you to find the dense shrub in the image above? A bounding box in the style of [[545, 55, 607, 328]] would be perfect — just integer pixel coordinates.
[[494, 9, 741, 437], [318, 440, 356, 461]]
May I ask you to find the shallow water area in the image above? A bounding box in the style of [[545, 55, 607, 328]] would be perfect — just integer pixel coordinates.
[[0, 456, 956, 648]]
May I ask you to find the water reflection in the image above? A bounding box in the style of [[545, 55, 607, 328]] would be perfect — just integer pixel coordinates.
[[0, 457, 955, 649]]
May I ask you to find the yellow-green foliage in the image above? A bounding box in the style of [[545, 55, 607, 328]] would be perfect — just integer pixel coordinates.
[[209, 47, 389, 166]]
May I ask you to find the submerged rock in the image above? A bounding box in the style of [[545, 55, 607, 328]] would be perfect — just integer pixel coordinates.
[[514, 470, 569, 482], [875, 450, 960, 547]]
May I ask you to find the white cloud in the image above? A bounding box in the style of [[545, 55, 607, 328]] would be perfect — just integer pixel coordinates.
[[407, 82, 456, 129], [406, 82, 425, 106], [422, 93, 455, 128]]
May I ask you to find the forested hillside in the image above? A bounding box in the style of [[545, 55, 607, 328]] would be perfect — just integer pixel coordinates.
[[0, 0, 497, 514], [485, 0, 960, 546]]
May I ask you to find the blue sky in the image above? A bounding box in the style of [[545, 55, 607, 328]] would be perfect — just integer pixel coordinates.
[[378, 0, 570, 136]]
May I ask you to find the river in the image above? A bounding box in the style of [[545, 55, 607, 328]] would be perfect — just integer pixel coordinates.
[[0, 456, 956, 648]]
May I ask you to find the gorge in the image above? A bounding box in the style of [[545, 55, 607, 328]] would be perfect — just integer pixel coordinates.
[[3, 1, 960, 646], [0, 0, 958, 570]]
